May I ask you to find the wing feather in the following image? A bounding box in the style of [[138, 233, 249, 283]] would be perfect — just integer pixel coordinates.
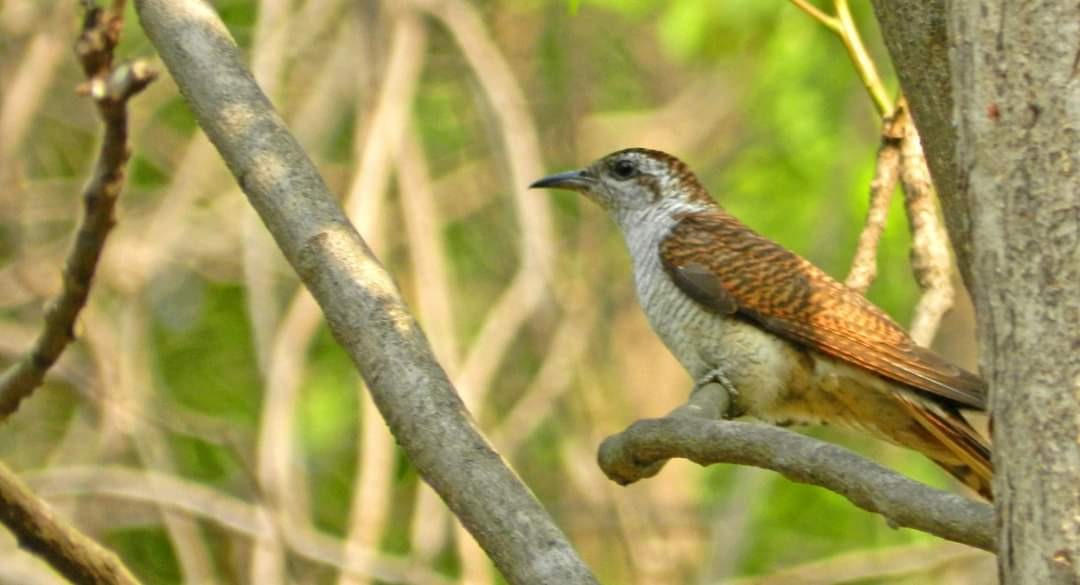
[[659, 212, 987, 410]]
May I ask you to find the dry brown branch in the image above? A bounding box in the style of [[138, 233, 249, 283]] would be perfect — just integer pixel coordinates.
[[597, 383, 995, 552], [796, 5, 953, 343], [0, 461, 139, 585], [869, 2, 969, 283], [844, 109, 904, 293], [133, 1, 598, 582], [896, 103, 955, 346], [0, 3, 155, 421]]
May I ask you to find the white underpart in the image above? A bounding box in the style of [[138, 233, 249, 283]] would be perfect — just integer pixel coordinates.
[[612, 199, 800, 418]]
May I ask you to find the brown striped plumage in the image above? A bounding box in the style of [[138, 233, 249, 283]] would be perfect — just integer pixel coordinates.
[[660, 212, 987, 409], [531, 148, 992, 499]]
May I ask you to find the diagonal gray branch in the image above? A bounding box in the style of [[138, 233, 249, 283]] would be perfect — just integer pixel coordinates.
[[131, 1, 597, 583], [598, 383, 995, 553]]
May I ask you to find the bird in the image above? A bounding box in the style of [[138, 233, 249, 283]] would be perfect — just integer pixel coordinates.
[[530, 147, 992, 499]]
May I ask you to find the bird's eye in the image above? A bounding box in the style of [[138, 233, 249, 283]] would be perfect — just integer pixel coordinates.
[[611, 159, 637, 180]]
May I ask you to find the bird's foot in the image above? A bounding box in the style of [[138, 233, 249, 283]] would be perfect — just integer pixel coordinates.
[[671, 368, 742, 420]]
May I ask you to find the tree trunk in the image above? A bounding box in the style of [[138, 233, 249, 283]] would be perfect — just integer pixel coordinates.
[[874, 2, 1080, 583]]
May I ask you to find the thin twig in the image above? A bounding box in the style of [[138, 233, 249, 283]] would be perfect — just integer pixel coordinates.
[[597, 387, 995, 552], [833, 0, 893, 116], [788, 0, 840, 32], [790, 0, 893, 117], [0, 5, 155, 419], [0, 461, 140, 585], [0, 4, 152, 427], [845, 108, 905, 293]]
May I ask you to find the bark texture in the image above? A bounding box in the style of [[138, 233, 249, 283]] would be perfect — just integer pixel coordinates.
[[949, 4, 1080, 582], [876, 2, 1080, 583]]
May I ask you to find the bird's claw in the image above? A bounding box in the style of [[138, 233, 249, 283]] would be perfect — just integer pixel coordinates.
[[686, 368, 743, 419]]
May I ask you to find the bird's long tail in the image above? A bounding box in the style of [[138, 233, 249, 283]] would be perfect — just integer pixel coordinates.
[[897, 396, 993, 500]]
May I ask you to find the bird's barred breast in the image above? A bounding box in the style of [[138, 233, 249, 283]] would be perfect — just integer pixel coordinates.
[[631, 243, 802, 417]]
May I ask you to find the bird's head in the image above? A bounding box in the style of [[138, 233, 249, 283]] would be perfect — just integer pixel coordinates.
[[529, 148, 715, 217]]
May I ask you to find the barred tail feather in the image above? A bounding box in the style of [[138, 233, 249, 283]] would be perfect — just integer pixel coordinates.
[[896, 395, 993, 500]]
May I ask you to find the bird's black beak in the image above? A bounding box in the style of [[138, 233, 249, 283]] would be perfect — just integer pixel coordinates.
[[529, 169, 594, 191]]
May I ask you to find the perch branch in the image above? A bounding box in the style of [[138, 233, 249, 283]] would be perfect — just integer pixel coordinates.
[[597, 383, 995, 552], [0, 3, 155, 421], [132, 1, 597, 583]]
